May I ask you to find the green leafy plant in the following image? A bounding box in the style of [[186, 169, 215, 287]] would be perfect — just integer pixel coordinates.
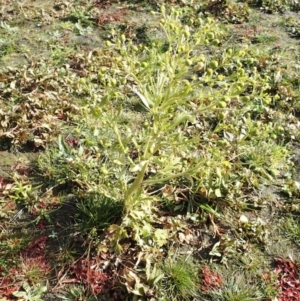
[[58, 285, 97, 301], [10, 177, 40, 204], [0, 21, 19, 34], [74, 21, 93, 36], [13, 282, 47, 301], [35, 3, 294, 262]]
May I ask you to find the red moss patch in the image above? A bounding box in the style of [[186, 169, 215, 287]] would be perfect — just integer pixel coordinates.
[[201, 266, 223, 291], [0, 236, 50, 299], [274, 257, 300, 301], [96, 9, 126, 26]]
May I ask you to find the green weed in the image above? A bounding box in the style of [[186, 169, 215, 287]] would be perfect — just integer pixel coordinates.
[[244, 0, 300, 12], [252, 33, 278, 44], [283, 217, 300, 245], [0, 1, 299, 300]]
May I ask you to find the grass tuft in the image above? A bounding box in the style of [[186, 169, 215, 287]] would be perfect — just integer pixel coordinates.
[[160, 254, 200, 300], [75, 193, 124, 237]]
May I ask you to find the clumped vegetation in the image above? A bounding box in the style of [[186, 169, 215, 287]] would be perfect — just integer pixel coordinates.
[[0, 0, 300, 300], [244, 0, 300, 13]]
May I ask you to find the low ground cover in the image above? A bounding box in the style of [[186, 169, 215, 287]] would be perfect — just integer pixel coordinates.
[[0, 0, 300, 300]]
